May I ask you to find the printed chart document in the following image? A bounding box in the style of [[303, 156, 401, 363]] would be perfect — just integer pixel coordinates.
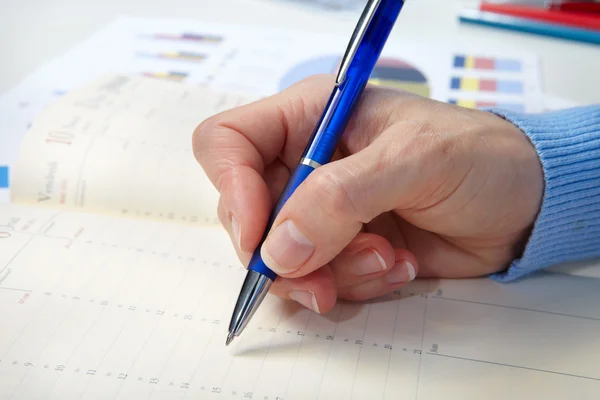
[[0, 16, 545, 202], [1, 74, 599, 399]]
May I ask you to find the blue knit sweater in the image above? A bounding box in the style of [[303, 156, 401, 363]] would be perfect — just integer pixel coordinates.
[[489, 105, 600, 282]]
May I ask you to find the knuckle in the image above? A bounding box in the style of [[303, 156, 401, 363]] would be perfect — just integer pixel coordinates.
[[280, 94, 306, 131], [279, 77, 333, 135], [308, 168, 365, 223], [192, 116, 219, 163], [280, 92, 319, 137], [410, 120, 437, 143], [402, 120, 456, 164], [192, 117, 261, 192], [347, 292, 370, 302], [216, 199, 228, 226], [343, 287, 376, 302]]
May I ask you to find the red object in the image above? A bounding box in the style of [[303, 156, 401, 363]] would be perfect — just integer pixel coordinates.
[[550, 2, 600, 14], [479, 79, 497, 91], [474, 57, 495, 69], [480, 3, 600, 31]]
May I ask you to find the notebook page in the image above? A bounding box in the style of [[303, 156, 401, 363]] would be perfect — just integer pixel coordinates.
[[1, 203, 599, 399], [10, 74, 254, 225]]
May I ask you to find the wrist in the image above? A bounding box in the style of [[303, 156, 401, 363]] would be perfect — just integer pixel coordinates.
[[486, 105, 600, 281]]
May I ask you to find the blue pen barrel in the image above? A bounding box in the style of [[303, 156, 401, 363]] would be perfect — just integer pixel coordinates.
[[247, 0, 405, 281], [302, 0, 404, 165]]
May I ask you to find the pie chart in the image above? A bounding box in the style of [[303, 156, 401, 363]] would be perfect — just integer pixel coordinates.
[[279, 55, 430, 97]]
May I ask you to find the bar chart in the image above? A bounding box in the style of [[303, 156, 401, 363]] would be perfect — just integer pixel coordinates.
[[453, 55, 522, 72], [279, 56, 431, 98]]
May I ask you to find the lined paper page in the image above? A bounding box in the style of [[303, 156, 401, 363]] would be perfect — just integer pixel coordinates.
[[10, 74, 254, 225], [1, 203, 599, 399]]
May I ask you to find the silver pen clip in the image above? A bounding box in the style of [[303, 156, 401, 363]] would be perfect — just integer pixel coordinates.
[[336, 0, 383, 85]]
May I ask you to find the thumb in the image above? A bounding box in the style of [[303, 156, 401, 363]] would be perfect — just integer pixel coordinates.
[[260, 126, 419, 279]]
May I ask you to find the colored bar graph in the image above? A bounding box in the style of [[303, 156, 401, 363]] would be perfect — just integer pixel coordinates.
[[137, 51, 206, 63], [0, 166, 9, 188], [142, 71, 189, 82], [450, 77, 523, 94], [449, 99, 525, 112], [453, 55, 521, 72], [145, 32, 223, 43], [371, 66, 428, 83], [367, 60, 430, 97], [497, 80, 523, 94]]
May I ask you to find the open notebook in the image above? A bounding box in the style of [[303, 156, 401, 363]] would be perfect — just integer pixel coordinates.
[[1, 75, 599, 399]]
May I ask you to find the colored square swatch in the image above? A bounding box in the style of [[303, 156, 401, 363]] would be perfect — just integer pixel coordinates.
[[0, 166, 9, 188]]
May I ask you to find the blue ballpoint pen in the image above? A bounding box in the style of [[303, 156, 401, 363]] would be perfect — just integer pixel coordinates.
[[226, 0, 406, 346]]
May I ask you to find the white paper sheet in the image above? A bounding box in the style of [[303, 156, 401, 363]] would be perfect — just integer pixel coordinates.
[[10, 74, 253, 224], [1, 204, 599, 399]]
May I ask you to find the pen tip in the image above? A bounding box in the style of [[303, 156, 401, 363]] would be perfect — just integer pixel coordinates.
[[226, 332, 235, 346]]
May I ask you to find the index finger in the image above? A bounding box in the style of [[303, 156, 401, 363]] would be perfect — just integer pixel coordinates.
[[192, 74, 336, 192], [192, 75, 336, 254]]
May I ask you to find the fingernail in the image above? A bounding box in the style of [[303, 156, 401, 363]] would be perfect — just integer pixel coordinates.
[[350, 249, 388, 276], [231, 214, 241, 250], [261, 220, 314, 274], [386, 260, 416, 284], [289, 290, 320, 313]]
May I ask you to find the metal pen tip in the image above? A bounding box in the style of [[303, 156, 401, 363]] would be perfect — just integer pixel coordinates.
[[226, 332, 235, 346]]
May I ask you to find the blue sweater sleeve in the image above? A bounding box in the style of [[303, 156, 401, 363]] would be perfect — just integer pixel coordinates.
[[487, 105, 600, 282]]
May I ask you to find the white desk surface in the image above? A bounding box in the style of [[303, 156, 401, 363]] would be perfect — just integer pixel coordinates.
[[1, 0, 599, 103]]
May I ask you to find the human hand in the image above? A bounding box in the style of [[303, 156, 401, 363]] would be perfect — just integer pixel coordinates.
[[193, 75, 544, 314]]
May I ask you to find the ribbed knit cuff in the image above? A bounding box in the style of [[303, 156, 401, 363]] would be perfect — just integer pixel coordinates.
[[487, 105, 600, 282]]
